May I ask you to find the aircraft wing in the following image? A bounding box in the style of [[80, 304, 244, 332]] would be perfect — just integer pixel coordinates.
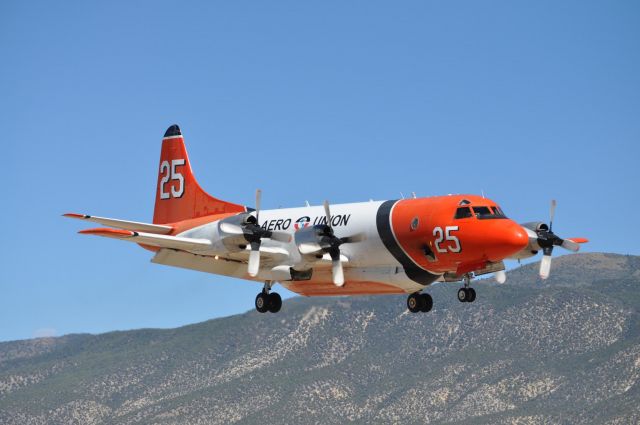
[[78, 228, 211, 251], [64, 213, 173, 234], [226, 245, 291, 264], [315, 253, 349, 267]]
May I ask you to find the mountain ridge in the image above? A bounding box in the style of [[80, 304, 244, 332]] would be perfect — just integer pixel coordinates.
[[1, 252, 639, 424]]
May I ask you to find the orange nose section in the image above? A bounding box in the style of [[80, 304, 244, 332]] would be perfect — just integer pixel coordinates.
[[485, 221, 529, 261]]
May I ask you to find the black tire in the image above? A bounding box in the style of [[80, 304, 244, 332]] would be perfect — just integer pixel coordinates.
[[407, 293, 422, 313], [268, 292, 282, 313], [420, 293, 433, 312], [467, 288, 476, 303], [457, 288, 467, 303], [255, 293, 269, 313]]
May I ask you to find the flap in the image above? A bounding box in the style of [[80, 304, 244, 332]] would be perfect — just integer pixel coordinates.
[[78, 227, 211, 251]]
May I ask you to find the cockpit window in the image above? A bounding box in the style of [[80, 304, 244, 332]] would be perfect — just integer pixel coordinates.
[[473, 206, 508, 219], [473, 206, 492, 218], [454, 206, 473, 219], [491, 206, 507, 218]]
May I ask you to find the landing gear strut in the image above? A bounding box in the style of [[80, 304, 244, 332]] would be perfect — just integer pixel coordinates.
[[407, 292, 433, 313], [255, 281, 282, 313], [457, 274, 476, 303]]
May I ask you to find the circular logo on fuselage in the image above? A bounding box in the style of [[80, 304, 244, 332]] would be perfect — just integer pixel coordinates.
[[294, 216, 311, 230]]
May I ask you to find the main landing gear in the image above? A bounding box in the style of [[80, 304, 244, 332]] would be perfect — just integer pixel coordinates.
[[255, 281, 282, 313], [407, 292, 433, 313], [457, 274, 476, 303]]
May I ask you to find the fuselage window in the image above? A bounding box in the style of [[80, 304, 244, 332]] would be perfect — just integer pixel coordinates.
[[454, 207, 473, 219]]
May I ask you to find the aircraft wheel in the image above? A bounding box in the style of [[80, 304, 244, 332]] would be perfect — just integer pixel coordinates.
[[457, 288, 468, 303], [420, 294, 433, 312], [467, 288, 476, 303], [255, 292, 270, 313], [268, 292, 282, 313], [407, 293, 423, 313]]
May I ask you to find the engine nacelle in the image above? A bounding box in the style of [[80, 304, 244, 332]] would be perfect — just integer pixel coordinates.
[[219, 212, 255, 228], [521, 221, 549, 233], [214, 213, 254, 252], [506, 222, 543, 260], [294, 225, 329, 255]]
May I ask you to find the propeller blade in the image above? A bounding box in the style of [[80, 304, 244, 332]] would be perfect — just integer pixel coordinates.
[[220, 222, 245, 235], [340, 233, 367, 244], [561, 239, 580, 252], [254, 189, 262, 222], [331, 252, 345, 286], [495, 270, 506, 284], [268, 231, 292, 243], [549, 199, 557, 231], [298, 242, 323, 255], [540, 254, 552, 279], [248, 242, 261, 277], [566, 237, 589, 244], [323, 200, 332, 228]]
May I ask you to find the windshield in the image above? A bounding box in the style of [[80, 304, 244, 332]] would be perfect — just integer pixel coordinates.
[[454, 206, 473, 219], [472, 205, 507, 219]]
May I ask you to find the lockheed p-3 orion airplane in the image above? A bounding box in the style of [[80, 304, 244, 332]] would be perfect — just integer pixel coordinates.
[[65, 125, 588, 314]]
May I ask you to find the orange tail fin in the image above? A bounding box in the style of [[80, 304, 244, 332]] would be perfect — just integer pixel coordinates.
[[153, 125, 246, 224]]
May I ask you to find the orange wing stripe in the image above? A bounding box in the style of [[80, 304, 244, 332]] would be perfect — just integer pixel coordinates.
[[79, 228, 135, 237], [63, 213, 87, 219]]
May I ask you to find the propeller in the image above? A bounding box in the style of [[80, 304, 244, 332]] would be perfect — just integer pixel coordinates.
[[219, 189, 291, 277], [323, 200, 345, 286], [322, 200, 365, 286], [296, 200, 366, 286], [535, 199, 587, 280]]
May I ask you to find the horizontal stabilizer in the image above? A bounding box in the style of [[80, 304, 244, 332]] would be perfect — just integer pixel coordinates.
[[64, 213, 173, 234], [78, 227, 211, 251]]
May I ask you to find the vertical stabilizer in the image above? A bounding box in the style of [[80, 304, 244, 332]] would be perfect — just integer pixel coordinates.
[[153, 125, 246, 224]]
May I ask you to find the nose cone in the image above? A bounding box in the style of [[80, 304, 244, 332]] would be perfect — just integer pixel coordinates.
[[486, 221, 529, 261]]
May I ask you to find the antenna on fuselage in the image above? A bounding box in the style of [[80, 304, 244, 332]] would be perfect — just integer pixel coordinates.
[[400, 192, 405, 199], [305, 200, 310, 207], [411, 192, 417, 199], [481, 189, 485, 199]]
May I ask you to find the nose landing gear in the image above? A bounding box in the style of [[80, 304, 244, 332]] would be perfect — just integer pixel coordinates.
[[457, 274, 476, 303], [407, 292, 433, 313], [255, 281, 282, 313]]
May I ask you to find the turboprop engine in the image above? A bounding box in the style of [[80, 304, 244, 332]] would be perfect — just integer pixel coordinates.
[[508, 200, 587, 279], [218, 190, 291, 277], [294, 201, 365, 286]]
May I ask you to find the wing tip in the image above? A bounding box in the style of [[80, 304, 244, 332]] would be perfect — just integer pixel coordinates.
[[63, 213, 90, 219], [568, 237, 589, 244]]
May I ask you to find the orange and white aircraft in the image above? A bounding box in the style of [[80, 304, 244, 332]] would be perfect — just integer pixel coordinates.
[[65, 125, 588, 313]]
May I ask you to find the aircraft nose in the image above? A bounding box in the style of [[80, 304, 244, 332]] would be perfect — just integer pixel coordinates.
[[504, 222, 529, 249], [486, 221, 529, 261]]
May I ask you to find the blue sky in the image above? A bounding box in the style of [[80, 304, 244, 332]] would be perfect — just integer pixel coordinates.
[[1, 1, 638, 342]]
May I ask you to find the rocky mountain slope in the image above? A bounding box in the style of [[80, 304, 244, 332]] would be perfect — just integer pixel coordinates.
[[1, 253, 639, 424]]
